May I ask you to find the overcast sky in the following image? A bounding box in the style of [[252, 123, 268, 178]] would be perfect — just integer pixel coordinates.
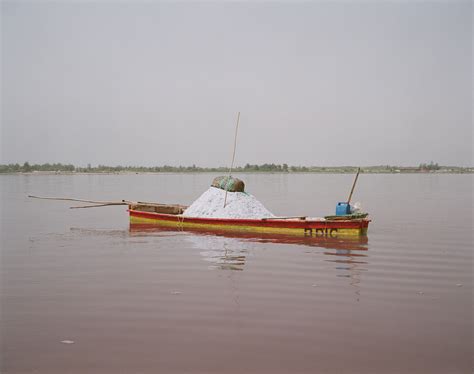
[[1, 1, 472, 167]]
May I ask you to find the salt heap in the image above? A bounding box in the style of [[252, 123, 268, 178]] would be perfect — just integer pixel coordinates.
[[183, 187, 275, 219]]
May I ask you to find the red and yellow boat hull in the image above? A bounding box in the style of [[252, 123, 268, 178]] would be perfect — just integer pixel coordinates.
[[129, 209, 370, 237]]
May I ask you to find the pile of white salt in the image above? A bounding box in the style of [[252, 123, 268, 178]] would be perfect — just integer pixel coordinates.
[[183, 187, 274, 219]]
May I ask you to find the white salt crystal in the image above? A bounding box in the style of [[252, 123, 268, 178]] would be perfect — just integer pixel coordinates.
[[183, 187, 274, 219]]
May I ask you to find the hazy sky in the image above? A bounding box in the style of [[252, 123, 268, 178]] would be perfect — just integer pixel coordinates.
[[1, 1, 472, 167]]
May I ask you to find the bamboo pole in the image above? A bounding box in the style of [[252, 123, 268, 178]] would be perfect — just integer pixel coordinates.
[[29, 195, 187, 210], [347, 167, 361, 204], [28, 195, 127, 205], [224, 112, 240, 208], [70, 203, 125, 209]]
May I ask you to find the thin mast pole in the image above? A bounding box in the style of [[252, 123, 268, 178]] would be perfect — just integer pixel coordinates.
[[347, 167, 361, 204], [224, 112, 240, 208]]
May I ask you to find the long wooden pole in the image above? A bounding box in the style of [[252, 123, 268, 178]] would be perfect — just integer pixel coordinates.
[[28, 195, 127, 205], [224, 112, 240, 208], [70, 203, 125, 209], [28, 195, 187, 209], [347, 167, 361, 204]]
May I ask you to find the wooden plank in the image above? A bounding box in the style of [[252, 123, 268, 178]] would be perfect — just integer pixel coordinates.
[[262, 216, 307, 221], [130, 203, 186, 215]]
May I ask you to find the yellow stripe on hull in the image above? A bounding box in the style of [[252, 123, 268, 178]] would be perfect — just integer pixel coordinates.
[[130, 215, 365, 237]]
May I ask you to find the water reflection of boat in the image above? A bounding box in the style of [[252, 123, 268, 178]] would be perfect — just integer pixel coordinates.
[[130, 223, 369, 298], [187, 236, 248, 271], [129, 224, 369, 301]]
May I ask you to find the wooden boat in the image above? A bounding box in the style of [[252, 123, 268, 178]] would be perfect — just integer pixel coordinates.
[[128, 203, 370, 238], [28, 194, 370, 237], [29, 168, 370, 238], [129, 168, 370, 238]]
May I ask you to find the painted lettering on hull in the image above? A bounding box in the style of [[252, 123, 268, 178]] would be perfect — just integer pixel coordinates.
[[304, 228, 338, 237]]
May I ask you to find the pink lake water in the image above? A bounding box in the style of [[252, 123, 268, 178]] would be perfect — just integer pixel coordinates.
[[1, 173, 472, 373]]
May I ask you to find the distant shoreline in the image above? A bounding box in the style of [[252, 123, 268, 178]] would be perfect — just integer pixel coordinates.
[[1, 170, 473, 175], [1, 162, 472, 174]]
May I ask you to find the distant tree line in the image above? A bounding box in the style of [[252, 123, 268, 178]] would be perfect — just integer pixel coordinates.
[[419, 161, 440, 171], [0, 162, 75, 173], [0, 162, 295, 173], [242, 163, 289, 172], [0, 162, 471, 174]]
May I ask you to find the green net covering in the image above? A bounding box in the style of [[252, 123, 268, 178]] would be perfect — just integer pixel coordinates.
[[211, 176, 245, 192]]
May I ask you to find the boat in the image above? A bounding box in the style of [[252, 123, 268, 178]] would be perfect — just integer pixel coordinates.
[[128, 169, 370, 238], [128, 203, 370, 238], [28, 193, 370, 237], [28, 168, 371, 238]]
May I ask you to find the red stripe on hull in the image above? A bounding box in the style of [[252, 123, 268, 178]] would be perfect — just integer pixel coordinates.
[[129, 210, 370, 230]]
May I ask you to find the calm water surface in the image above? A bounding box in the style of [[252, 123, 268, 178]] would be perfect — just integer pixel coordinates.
[[1, 173, 472, 374]]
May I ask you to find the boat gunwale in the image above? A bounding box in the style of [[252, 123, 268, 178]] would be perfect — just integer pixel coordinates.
[[128, 209, 371, 228]]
